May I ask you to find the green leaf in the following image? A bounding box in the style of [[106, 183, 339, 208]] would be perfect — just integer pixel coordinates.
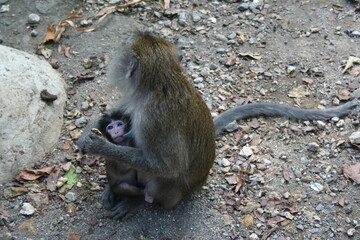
[[59, 164, 77, 193]]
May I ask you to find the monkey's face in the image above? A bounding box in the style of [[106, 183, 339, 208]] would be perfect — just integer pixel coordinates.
[[106, 120, 127, 143]]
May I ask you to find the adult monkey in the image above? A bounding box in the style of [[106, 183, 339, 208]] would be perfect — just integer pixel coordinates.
[[77, 32, 357, 219]]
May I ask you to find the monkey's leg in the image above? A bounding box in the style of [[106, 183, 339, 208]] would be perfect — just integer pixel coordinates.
[[110, 197, 144, 220]]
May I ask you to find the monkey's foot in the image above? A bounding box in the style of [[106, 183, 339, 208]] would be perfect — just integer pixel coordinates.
[[102, 184, 116, 210], [109, 198, 143, 220]]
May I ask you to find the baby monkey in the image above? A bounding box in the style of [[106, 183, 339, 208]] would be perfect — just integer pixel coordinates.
[[92, 111, 154, 205]]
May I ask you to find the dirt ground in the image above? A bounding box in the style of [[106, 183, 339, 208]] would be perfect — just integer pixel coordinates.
[[0, 0, 360, 239]]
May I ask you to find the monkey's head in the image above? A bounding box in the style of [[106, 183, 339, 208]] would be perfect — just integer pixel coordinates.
[[109, 32, 183, 94]]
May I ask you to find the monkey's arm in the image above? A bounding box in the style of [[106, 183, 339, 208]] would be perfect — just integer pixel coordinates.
[[78, 132, 180, 178], [214, 101, 358, 135]]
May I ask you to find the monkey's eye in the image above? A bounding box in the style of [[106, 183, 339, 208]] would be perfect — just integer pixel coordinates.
[[117, 122, 123, 127], [107, 126, 113, 130]]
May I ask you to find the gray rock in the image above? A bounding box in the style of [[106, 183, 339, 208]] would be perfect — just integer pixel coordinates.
[[65, 192, 76, 202], [0, 0, 9, 4], [0, 45, 66, 183], [20, 203, 35, 215], [349, 131, 360, 144], [178, 12, 188, 26], [192, 12, 202, 23], [307, 142, 320, 153], [224, 120, 238, 132], [28, 13, 41, 24], [75, 117, 88, 128]]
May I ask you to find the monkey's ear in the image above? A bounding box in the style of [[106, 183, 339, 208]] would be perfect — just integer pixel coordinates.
[[127, 53, 140, 79]]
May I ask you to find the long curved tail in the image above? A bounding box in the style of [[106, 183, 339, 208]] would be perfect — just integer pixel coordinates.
[[214, 101, 358, 135]]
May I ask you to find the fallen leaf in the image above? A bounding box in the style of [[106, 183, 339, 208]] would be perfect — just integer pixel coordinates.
[[159, 0, 170, 9], [338, 196, 345, 207], [267, 216, 286, 225], [239, 52, 262, 60], [223, 214, 234, 226], [282, 168, 290, 182], [287, 85, 310, 98], [337, 89, 352, 100], [68, 234, 81, 240], [343, 56, 360, 73], [244, 214, 254, 227], [225, 175, 238, 185], [61, 44, 71, 57], [59, 164, 78, 193], [235, 167, 245, 193], [302, 77, 314, 85], [343, 163, 360, 184], [46, 167, 61, 191], [16, 167, 55, 181]]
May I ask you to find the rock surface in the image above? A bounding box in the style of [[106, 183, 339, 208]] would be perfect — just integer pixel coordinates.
[[0, 45, 66, 183]]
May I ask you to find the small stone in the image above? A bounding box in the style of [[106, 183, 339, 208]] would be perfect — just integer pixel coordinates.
[[315, 204, 324, 212], [296, 224, 305, 230], [75, 117, 88, 128], [349, 131, 360, 144], [249, 233, 259, 240], [221, 158, 231, 167], [178, 12, 188, 26], [238, 3, 250, 11], [347, 228, 356, 236], [336, 119, 345, 127], [81, 101, 90, 111], [351, 31, 360, 37], [30, 30, 38, 37], [216, 48, 227, 54], [224, 120, 238, 132], [65, 192, 76, 202], [192, 12, 202, 22], [215, 34, 228, 42], [20, 203, 35, 215], [307, 142, 320, 153], [28, 13, 41, 24], [200, 67, 210, 77], [344, 206, 353, 214], [239, 146, 253, 158]]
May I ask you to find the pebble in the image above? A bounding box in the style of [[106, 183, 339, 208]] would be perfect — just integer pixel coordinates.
[[215, 34, 228, 42], [220, 75, 234, 82], [307, 142, 320, 153], [296, 224, 305, 230], [178, 12, 188, 26], [221, 158, 231, 167], [75, 117, 88, 128], [335, 119, 345, 127], [20, 203, 35, 215], [249, 233, 259, 240], [344, 206, 353, 214], [347, 228, 355, 236], [224, 120, 239, 132], [28, 13, 41, 24], [351, 31, 360, 37], [239, 146, 253, 158], [30, 30, 38, 37], [349, 131, 360, 144], [81, 101, 90, 111], [315, 204, 324, 212], [192, 12, 202, 22], [216, 48, 227, 54], [65, 192, 76, 202]]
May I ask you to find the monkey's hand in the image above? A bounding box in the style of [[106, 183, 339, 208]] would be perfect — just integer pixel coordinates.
[[78, 132, 109, 155]]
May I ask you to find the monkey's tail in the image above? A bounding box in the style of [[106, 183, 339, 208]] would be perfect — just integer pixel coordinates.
[[214, 101, 358, 135]]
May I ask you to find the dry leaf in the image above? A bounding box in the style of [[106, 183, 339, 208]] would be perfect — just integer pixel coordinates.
[[343, 163, 360, 184], [225, 175, 238, 185], [244, 214, 254, 227], [338, 196, 345, 207], [223, 214, 234, 226], [302, 77, 314, 85], [239, 53, 262, 60], [287, 85, 310, 98], [46, 167, 61, 191], [159, 0, 170, 9], [337, 89, 352, 100], [16, 167, 55, 181], [61, 44, 71, 57], [235, 167, 245, 193], [343, 56, 360, 73]]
